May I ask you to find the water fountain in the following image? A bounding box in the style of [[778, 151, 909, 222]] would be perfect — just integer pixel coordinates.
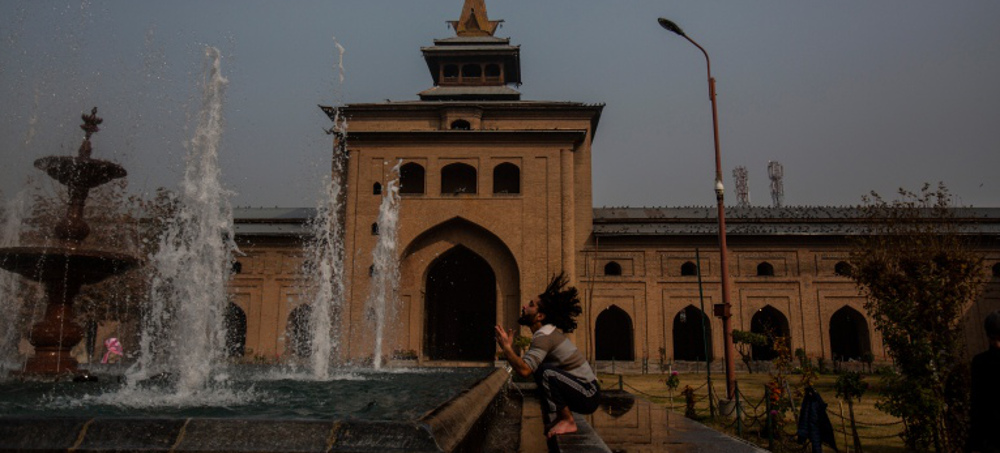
[[0, 50, 515, 453], [0, 107, 139, 377]]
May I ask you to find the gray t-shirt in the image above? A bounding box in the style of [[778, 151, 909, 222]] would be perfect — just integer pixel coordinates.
[[522, 324, 597, 382]]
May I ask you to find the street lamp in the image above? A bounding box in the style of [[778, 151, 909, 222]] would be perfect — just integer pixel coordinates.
[[658, 17, 737, 402]]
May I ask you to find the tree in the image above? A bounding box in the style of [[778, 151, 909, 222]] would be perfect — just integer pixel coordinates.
[[733, 329, 767, 374], [848, 183, 984, 452]]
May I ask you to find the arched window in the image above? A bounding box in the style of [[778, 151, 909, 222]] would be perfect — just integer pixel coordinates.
[[287, 304, 312, 357], [373, 182, 382, 195], [443, 64, 459, 79], [399, 163, 425, 195], [680, 261, 698, 276], [492, 163, 520, 194], [673, 305, 712, 361], [224, 302, 247, 358], [371, 222, 379, 235], [461, 64, 482, 79], [441, 163, 477, 194], [830, 306, 871, 362], [595, 305, 634, 361], [834, 261, 852, 277], [757, 262, 775, 277], [604, 261, 622, 276], [450, 119, 471, 130], [993, 262, 1000, 278], [750, 306, 790, 361], [484, 64, 501, 79]]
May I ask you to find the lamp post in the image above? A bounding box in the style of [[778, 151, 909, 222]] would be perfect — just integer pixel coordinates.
[[658, 17, 737, 402]]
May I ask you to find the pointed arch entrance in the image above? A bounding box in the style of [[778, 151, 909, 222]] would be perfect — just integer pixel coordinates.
[[595, 305, 634, 361], [424, 245, 497, 361], [830, 306, 871, 361], [673, 305, 712, 361], [750, 305, 790, 361]]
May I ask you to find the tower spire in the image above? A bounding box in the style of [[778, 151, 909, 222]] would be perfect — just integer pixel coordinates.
[[448, 0, 502, 37]]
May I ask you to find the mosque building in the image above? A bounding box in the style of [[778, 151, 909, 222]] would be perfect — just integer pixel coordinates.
[[228, 0, 1000, 370]]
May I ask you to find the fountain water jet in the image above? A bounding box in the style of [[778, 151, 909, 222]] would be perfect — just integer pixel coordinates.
[[301, 38, 348, 378], [0, 108, 139, 377], [367, 161, 401, 369], [136, 46, 236, 394]]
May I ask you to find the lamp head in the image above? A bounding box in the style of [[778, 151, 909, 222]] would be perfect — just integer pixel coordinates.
[[658, 18, 686, 37]]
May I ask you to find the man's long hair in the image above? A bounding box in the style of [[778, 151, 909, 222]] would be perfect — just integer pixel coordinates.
[[537, 272, 582, 332]]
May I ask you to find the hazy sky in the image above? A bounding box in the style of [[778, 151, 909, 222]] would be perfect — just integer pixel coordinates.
[[1, 1, 998, 209]]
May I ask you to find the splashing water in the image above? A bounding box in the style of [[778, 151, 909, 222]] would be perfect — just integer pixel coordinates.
[[367, 162, 401, 369], [135, 46, 236, 396], [303, 173, 345, 379], [300, 37, 349, 379], [0, 191, 29, 371]]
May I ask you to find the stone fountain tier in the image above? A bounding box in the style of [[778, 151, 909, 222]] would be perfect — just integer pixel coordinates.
[[0, 246, 139, 377], [0, 107, 139, 376], [34, 156, 127, 189], [0, 246, 139, 285]]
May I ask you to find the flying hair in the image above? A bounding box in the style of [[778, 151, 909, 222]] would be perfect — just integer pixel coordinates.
[[537, 272, 582, 332]]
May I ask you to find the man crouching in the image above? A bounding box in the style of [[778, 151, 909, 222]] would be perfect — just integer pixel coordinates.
[[495, 273, 601, 438]]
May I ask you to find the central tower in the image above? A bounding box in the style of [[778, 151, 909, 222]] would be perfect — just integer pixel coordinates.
[[327, 0, 603, 365], [420, 0, 521, 101]]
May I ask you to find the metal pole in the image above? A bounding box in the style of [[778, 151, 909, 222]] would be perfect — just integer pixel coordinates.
[[695, 249, 714, 417], [671, 23, 737, 402]]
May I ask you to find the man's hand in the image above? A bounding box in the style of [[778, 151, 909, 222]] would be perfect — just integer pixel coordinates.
[[494, 324, 514, 350], [495, 324, 533, 378]]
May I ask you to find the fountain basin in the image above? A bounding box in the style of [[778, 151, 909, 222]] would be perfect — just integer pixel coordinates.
[[0, 247, 139, 285], [0, 366, 511, 452], [34, 156, 127, 190]]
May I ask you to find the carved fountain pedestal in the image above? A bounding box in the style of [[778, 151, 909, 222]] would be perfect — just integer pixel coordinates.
[[0, 108, 139, 377]]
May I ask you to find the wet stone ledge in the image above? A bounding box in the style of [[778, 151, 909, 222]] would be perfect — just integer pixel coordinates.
[[0, 369, 512, 453], [0, 417, 444, 453]]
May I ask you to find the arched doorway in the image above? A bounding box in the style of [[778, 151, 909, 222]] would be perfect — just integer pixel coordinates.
[[830, 306, 871, 361], [224, 302, 247, 358], [673, 305, 712, 361], [595, 305, 634, 361], [424, 246, 496, 361], [287, 304, 312, 358], [750, 305, 790, 361]]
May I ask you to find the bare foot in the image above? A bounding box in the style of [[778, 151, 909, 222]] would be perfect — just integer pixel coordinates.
[[546, 418, 578, 438]]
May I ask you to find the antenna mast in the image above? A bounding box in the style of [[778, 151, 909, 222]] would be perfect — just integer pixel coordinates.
[[733, 166, 749, 208], [768, 161, 784, 208]]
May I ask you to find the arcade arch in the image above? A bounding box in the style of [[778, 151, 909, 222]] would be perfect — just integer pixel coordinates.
[[595, 305, 634, 361], [673, 305, 712, 361], [224, 302, 247, 358], [750, 305, 790, 361], [830, 306, 871, 361], [400, 217, 520, 363], [287, 304, 312, 358]]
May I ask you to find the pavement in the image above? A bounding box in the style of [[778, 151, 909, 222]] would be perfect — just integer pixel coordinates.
[[518, 386, 769, 453]]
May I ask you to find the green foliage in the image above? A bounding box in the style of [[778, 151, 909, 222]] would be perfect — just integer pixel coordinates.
[[848, 183, 984, 452], [733, 329, 768, 374], [665, 370, 680, 390], [513, 335, 531, 354], [794, 347, 812, 370], [835, 371, 869, 403], [765, 336, 794, 442]]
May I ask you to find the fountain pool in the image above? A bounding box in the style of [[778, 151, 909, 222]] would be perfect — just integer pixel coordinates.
[[0, 367, 513, 452]]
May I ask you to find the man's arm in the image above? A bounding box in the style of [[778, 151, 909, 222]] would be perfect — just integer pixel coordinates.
[[495, 325, 533, 378]]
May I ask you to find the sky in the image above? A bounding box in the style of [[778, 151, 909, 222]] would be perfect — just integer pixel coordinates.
[[1, 1, 998, 210]]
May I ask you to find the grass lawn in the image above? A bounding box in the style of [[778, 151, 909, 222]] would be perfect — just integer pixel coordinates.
[[598, 371, 907, 452]]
